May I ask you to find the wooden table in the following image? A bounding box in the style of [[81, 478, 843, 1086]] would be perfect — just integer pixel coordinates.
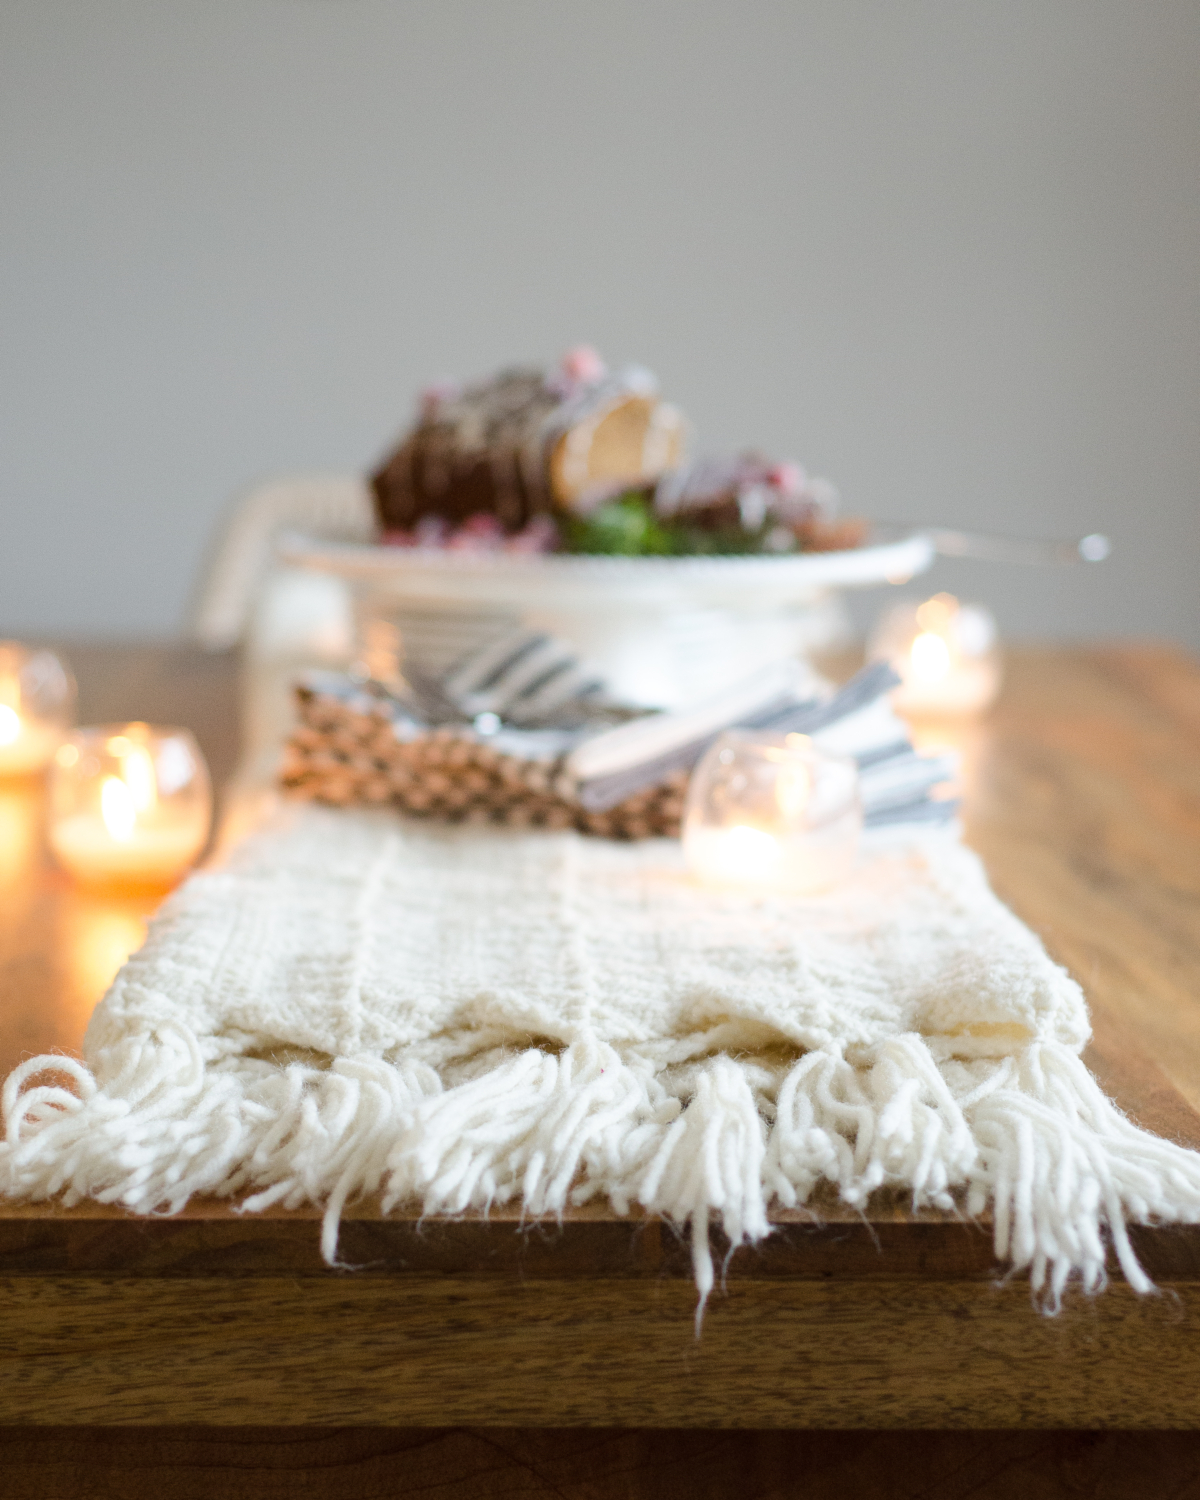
[[4, 642, 1200, 1498]]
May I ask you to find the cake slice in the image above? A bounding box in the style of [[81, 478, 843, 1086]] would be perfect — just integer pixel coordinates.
[[371, 347, 687, 535]]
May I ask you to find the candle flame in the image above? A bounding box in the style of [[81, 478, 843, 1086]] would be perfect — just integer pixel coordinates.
[[120, 746, 157, 812], [775, 762, 812, 822], [0, 704, 19, 747], [910, 631, 952, 683], [915, 592, 959, 631], [719, 824, 780, 880], [100, 775, 137, 842]]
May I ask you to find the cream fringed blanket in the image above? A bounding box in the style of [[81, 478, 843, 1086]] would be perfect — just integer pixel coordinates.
[[6, 803, 1200, 1313]]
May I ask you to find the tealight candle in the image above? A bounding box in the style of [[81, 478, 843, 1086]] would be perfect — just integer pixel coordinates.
[[48, 724, 212, 888], [868, 593, 1001, 716], [683, 731, 861, 892], [0, 643, 75, 776]]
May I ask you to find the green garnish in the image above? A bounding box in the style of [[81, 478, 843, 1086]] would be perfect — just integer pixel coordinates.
[[564, 494, 678, 556], [563, 492, 799, 557]]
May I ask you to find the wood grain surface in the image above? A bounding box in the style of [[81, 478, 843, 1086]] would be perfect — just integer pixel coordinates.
[[2, 1274, 1200, 1429], [4, 1427, 1200, 1500], [946, 646, 1200, 1124], [4, 641, 1200, 1447]]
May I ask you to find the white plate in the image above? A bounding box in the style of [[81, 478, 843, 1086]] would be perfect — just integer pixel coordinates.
[[276, 529, 935, 611]]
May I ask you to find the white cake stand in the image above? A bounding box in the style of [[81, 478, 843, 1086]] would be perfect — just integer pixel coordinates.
[[278, 529, 934, 710]]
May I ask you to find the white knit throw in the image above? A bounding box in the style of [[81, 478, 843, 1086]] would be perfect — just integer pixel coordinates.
[[6, 802, 1200, 1315]]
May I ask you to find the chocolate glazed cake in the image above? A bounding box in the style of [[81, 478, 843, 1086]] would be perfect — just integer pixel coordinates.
[[371, 348, 687, 534]]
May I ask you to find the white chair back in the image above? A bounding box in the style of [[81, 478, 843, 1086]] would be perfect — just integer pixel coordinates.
[[187, 475, 373, 649]]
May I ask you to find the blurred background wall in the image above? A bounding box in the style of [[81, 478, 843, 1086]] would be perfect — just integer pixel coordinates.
[[1, 0, 1197, 644]]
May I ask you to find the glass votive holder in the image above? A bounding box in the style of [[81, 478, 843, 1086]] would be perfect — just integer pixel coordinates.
[[0, 642, 75, 776], [48, 724, 212, 888], [868, 593, 1001, 716], [683, 730, 862, 893]]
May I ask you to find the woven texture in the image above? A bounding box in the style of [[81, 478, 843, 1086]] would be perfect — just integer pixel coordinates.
[[6, 803, 1200, 1313], [89, 807, 1085, 1064]]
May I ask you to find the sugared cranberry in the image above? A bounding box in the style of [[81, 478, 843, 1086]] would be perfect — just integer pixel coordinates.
[[765, 461, 806, 496], [504, 515, 560, 553], [418, 380, 460, 420], [446, 513, 506, 551], [413, 515, 450, 548], [559, 345, 607, 385]]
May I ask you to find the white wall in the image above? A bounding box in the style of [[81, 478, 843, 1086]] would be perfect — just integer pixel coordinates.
[[2, 0, 1197, 644]]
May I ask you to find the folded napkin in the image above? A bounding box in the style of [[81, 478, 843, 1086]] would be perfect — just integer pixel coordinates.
[[285, 658, 959, 840], [6, 803, 1200, 1319]]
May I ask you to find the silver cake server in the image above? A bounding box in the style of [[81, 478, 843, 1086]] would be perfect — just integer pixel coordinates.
[[921, 528, 1111, 565]]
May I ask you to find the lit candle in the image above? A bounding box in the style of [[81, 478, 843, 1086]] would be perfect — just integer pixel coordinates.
[[0, 643, 75, 775], [48, 724, 212, 887], [868, 593, 1001, 716], [683, 731, 861, 892]]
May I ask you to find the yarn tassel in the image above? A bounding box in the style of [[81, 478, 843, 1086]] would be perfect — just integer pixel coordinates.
[[965, 1041, 1200, 1309], [636, 1057, 769, 1330], [7, 1028, 1200, 1326], [381, 1035, 653, 1218]]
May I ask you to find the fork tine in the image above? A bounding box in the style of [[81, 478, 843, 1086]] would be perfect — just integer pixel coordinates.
[[443, 628, 548, 698]]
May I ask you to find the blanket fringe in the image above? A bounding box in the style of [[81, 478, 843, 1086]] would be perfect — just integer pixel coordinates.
[[6, 1029, 1200, 1322]]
